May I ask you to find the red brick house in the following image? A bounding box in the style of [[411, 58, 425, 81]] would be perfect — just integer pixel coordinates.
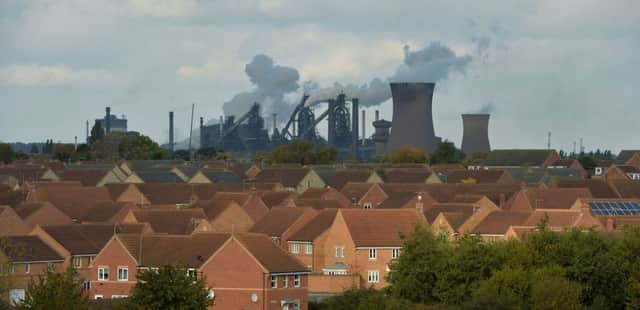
[[250, 207, 318, 248], [340, 183, 388, 209]]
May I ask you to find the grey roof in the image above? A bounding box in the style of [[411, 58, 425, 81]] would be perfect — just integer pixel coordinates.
[[200, 170, 243, 183], [135, 170, 184, 183], [483, 149, 555, 167], [506, 168, 581, 185], [616, 150, 640, 164]]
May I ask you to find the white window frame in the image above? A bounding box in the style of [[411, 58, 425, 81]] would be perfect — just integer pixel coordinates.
[[368, 248, 377, 260], [98, 266, 109, 281], [304, 244, 313, 254], [111, 295, 128, 299], [187, 268, 197, 279], [94, 295, 103, 300], [83, 280, 91, 290], [334, 246, 345, 258], [73, 256, 82, 268], [294, 274, 301, 287], [367, 270, 380, 283], [291, 243, 299, 254], [392, 248, 401, 259], [9, 263, 15, 274], [283, 275, 288, 288], [363, 202, 372, 209], [24, 263, 30, 274], [270, 275, 277, 288], [117, 266, 128, 281]]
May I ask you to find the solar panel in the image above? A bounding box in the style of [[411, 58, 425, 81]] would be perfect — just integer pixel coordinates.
[[588, 201, 640, 216]]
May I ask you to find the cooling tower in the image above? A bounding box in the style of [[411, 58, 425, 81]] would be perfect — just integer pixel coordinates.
[[461, 114, 491, 157], [386, 83, 438, 154]]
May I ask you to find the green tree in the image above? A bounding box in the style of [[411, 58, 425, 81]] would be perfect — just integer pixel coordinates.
[[128, 264, 212, 310], [0, 143, 14, 164], [386, 147, 427, 164], [89, 121, 104, 145], [262, 140, 337, 165], [577, 156, 597, 171], [118, 135, 167, 160], [388, 225, 448, 304], [321, 287, 412, 310], [74, 144, 91, 161], [17, 266, 90, 310], [429, 140, 464, 164], [52, 144, 76, 162]]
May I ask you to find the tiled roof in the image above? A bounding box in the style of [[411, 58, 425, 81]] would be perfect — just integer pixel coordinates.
[[235, 233, 309, 273], [383, 168, 433, 183], [190, 199, 240, 220], [133, 209, 208, 235], [616, 150, 640, 164], [134, 170, 184, 183], [293, 198, 345, 209], [617, 165, 640, 174], [288, 209, 338, 242], [104, 183, 132, 200], [59, 169, 111, 186], [482, 149, 555, 167], [439, 212, 473, 231], [340, 182, 376, 202], [525, 188, 592, 210], [326, 170, 374, 190], [259, 191, 297, 208], [523, 210, 586, 228], [445, 170, 512, 184], [424, 203, 477, 223], [610, 180, 640, 199], [199, 170, 244, 183], [134, 183, 194, 204], [254, 167, 311, 187], [554, 178, 619, 198], [250, 207, 309, 237], [472, 211, 531, 235], [44, 223, 147, 255], [82, 201, 133, 223], [341, 209, 424, 247], [45, 187, 114, 220], [377, 192, 417, 209], [0, 236, 64, 262]]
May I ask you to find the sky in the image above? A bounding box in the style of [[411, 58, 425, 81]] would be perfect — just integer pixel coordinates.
[[1, 0, 639, 153]]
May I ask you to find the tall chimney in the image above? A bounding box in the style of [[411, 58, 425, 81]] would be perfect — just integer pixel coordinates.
[[387, 83, 438, 154], [199, 117, 204, 149], [272, 113, 277, 135], [461, 114, 491, 158], [361, 110, 366, 146], [327, 99, 336, 146], [169, 111, 175, 153], [219, 116, 224, 139], [351, 98, 359, 160], [375, 110, 379, 121], [85, 120, 89, 143], [105, 107, 111, 134]]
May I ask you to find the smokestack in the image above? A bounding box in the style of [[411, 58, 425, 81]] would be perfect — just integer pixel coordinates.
[[105, 107, 111, 134], [169, 111, 175, 153], [199, 117, 204, 149], [461, 114, 491, 158], [327, 99, 336, 145], [272, 113, 277, 135], [86, 120, 89, 143], [219, 116, 224, 139], [361, 110, 366, 146], [352, 98, 359, 160], [387, 83, 438, 154], [375, 110, 379, 121]]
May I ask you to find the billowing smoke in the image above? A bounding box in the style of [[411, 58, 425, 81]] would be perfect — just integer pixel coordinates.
[[222, 54, 299, 117], [473, 101, 495, 114], [307, 42, 472, 106]]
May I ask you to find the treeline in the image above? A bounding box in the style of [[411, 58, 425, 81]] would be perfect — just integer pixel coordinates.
[[315, 224, 640, 310]]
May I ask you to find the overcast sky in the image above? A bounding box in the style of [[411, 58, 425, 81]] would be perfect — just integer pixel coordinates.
[[1, 0, 638, 153]]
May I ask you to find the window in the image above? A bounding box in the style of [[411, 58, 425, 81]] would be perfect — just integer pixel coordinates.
[[94, 295, 103, 300], [88, 256, 95, 265], [112, 295, 128, 299], [270, 275, 277, 288], [392, 248, 401, 259], [291, 243, 299, 254], [283, 276, 288, 288], [334, 246, 345, 258], [9, 263, 14, 274], [293, 303, 300, 310], [294, 274, 301, 287], [73, 256, 82, 268], [187, 269, 197, 279], [304, 244, 313, 254], [24, 263, 30, 274], [595, 167, 603, 175], [46, 262, 55, 271], [367, 270, 379, 283], [98, 267, 109, 281], [363, 202, 372, 209], [83, 281, 91, 290], [117, 267, 128, 281], [368, 248, 377, 260]]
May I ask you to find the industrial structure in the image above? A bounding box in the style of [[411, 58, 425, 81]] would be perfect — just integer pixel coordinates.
[[386, 83, 441, 154], [96, 107, 128, 134], [461, 114, 491, 158]]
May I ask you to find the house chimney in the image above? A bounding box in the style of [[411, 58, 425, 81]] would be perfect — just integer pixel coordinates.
[[105, 107, 111, 134], [499, 193, 506, 208], [169, 111, 175, 153]]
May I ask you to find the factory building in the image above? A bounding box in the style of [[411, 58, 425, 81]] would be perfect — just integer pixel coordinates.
[[96, 107, 128, 134]]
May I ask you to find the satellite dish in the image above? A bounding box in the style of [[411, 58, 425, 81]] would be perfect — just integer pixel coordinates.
[[251, 293, 258, 303], [207, 289, 215, 300]]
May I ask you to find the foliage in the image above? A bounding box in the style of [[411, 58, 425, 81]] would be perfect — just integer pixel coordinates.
[[577, 156, 598, 171], [89, 121, 104, 145], [17, 266, 90, 310], [74, 144, 91, 161], [462, 152, 489, 166], [52, 144, 76, 162], [29, 144, 39, 154], [0, 143, 14, 164], [429, 140, 465, 164], [128, 264, 212, 310], [42, 139, 54, 154], [316, 287, 414, 310], [90, 133, 124, 160], [118, 135, 167, 160], [386, 147, 427, 164], [255, 140, 337, 165]]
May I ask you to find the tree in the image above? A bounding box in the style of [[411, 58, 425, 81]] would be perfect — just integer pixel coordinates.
[[386, 147, 427, 164], [429, 140, 465, 164], [0, 143, 14, 164], [52, 144, 76, 162], [128, 264, 212, 310], [29, 144, 39, 154], [89, 121, 104, 145], [261, 140, 337, 165], [17, 266, 90, 310], [118, 135, 167, 160], [388, 225, 448, 304], [74, 144, 91, 161], [321, 287, 413, 310], [577, 156, 597, 171]]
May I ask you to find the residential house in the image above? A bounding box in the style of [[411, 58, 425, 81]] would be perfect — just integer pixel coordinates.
[[123, 170, 184, 184], [427, 202, 499, 239], [132, 209, 213, 234], [470, 211, 533, 241], [191, 199, 255, 232], [546, 159, 588, 178], [211, 192, 270, 222], [480, 149, 560, 169], [297, 188, 351, 208], [604, 165, 640, 182], [570, 198, 640, 230], [325, 170, 383, 191], [0, 206, 31, 236], [250, 207, 318, 248], [259, 191, 298, 209], [609, 180, 640, 199], [615, 150, 640, 168], [254, 167, 325, 193], [444, 170, 515, 184], [188, 169, 244, 184], [552, 178, 620, 199], [340, 183, 388, 209], [504, 188, 592, 211], [14, 202, 73, 227]]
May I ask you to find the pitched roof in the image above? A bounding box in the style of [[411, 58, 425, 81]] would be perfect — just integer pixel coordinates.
[[133, 170, 184, 183], [377, 192, 417, 209], [472, 211, 531, 235], [254, 167, 311, 187], [132, 209, 208, 234], [616, 150, 640, 164], [45, 187, 114, 220], [482, 149, 556, 167], [43, 223, 148, 255], [104, 183, 132, 200], [424, 203, 477, 223], [554, 178, 619, 198], [134, 183, 194, 205], [250, 207, 309, 237], [327, 170, 375, 190], [190, 199, 241, 220], [523, 209, 587, 228], [199, 170, 244, 183], [383, 168, 433, 183], [235, 233, 309, 273], [341, 209, 424, 247], [340, 182, 376, 202], [82, 201, 133, 223], [14, 201, 59, 219], [445, 170, 512, 184], [610, 180, 640, 199], [524, 188, 592, 210], [59, 169, 111, 186], [288, 209, 338, 242], [437, 212, 473, 231], [293, 198, 345, 209], [259, 191, 297, 208], [616, 165, 640, 174], [0, 236, 64, 262]]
